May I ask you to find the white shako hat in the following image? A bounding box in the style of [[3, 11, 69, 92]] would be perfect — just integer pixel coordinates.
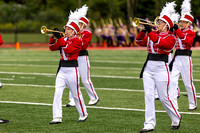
[[65, 10, 81, 34], [77, 4, 89, 26], [180, 0, 193, 23], [158, 1, 176, 29]]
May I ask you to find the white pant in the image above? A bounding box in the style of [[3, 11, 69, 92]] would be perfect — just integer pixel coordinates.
[[155, 53, 174, 98], [53, 67, 87, 118], [155, 53, 180, 98], [69, 56, 98, 102], [143, 61, 181, 129], [169, 56, 197, 109]]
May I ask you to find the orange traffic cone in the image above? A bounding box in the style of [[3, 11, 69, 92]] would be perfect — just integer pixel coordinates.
[[16, 42, 20, 50]]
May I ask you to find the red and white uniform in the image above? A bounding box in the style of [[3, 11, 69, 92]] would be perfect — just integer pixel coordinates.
[[169, 28, 197, 109], [0, 34, 3, 46], [49, 36, 88, 119], [0, 34, 3, 87], [69, 29, 98, 103], [80, 29, 92, 50], [136, 30, 181, 129]]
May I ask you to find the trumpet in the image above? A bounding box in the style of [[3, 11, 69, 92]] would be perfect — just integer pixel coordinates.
[[132, 17, 159, 28], [41, 26, 65, 37]]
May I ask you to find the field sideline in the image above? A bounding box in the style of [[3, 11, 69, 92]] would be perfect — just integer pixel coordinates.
[[0, 47, 200, 132]]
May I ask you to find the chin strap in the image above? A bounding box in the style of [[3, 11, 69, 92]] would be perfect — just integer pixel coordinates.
[[80, 23, 86, 31], [161, 24, 167, 32], [186, 22, 190, 29], [181, 22, 190, 30], [80, 25, 84, 31], [68, 31, 75, 37]]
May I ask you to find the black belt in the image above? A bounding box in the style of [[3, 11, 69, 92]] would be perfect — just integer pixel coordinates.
[[140, 53, 168, 78], [169, 49, 192, 71], [176, 49, 192, 56], [56, 60, 78, 74], [60, 60, 78, 67], [79, 50, 88, 56], [148, 53, 168, 62]]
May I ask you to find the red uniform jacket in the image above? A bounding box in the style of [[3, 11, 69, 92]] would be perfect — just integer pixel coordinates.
[[0, 34, 3, 46], [49, 36, 82, 60], [80, 29, 92, 50], [175, 28, 195, 50], [136, 31, 175, 55]]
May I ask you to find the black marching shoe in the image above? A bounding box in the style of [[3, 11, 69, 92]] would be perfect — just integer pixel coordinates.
[[78, 115, 88, 122], [49, 118, 62, 124], [188, 107, 197, 111], [0, 82, 2, 88], [140, 128, 154, 133], [66, 101, 75, 107], [155, 98, 159, 100], [88, 98, 99, 106], [0, 119, 9, 124], [171, 116, 182, 130]]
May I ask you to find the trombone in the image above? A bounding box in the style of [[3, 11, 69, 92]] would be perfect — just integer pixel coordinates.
[[132, 17, 159, 28], [41, 26, 65, 37]]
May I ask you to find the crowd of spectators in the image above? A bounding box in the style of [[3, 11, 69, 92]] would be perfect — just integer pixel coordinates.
[[86, 18, 200, 47]]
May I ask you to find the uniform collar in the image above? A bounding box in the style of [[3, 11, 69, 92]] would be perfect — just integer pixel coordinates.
[[67, 35, 76, 40], [80, 28, 86, 33], [158, 31, 169, 35], [182, 27, 190, 32]]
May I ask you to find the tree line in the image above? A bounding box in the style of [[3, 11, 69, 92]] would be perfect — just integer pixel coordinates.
[[0, 0, 199, 31]]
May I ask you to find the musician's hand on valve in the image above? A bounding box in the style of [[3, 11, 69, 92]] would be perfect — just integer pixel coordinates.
[[53, 28, 62, 39], [173, 24, 179, 31], [144, 25, 152, 33]]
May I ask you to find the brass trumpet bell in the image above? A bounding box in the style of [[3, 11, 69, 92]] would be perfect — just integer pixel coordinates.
[[132, 17, 157, 27], [41, 26, 48, 35], [40, 26, 65, 37]]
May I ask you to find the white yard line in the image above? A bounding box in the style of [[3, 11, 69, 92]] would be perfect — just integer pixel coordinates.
[[1, 71, 200, 81], [0, 64, 57, 68], [0, 100, 199, 115], [91, 60, 143, 64], [0, 63, 141, 70], [0, 71, 55, 76], [2, 83, 196, 95], [19, 76, 36, 79], [0, 78, 14, 80], [3, 83, 54, 88], [0, 59, 143, 64]]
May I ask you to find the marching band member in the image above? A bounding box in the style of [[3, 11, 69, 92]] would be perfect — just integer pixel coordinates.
[[49, 10, 88, 124], [136, 2, 181, 132], [0, 34, 9, 124], [0, 34, 3, 89], [155, 14, 181, 101], [169, 0, 197, 111], [66, 5, 99, 107]]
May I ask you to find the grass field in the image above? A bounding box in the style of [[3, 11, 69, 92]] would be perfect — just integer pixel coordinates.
[[0, 48, 200, 133]]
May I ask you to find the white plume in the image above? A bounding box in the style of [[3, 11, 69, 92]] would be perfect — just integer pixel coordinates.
[[160, 1, 176, 17], [181, 0, 191, 15], [77, 4, 88, 17], [68, 9, 82, 24], [171, 12, 180, 23]]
